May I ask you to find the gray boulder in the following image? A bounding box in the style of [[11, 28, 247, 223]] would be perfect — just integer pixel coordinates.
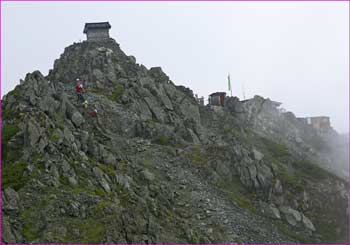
[[280, 206, 302, 227], [142, 169, 155, 182], [71, 111, 84, 127], [269, 205, 281, 219], [302, 214, 316, 231], [116, 174, 132, 190], [252, 149, 264, 161]]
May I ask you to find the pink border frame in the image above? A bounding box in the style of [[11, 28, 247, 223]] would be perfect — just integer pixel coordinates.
[[0, 1, 349, 245]]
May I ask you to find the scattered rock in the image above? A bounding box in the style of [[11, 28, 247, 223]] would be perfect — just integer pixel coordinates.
[[71, 111, 84, 127], [302, 214, 316, 231], [252, 149, 264, 161], [3, 188, 20, 211], [142, 169, 155, 182], [280, 206, 302, 227]]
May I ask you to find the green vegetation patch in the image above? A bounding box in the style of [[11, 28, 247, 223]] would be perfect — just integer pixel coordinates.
[[7, 88, 20, 99], [58, 218, 106, 243], [2, 162, 29, 191], [49, 129, 61, 143], [22, 221, 38, 242], [274, 220, 310, 243], [2, 108, 18, 120], [2, 124, 19, 144], [187, 144, 208, 167], [260, 137, 290, 158], [2, 124, 21, 162], [93, 200, 113, 215], [152, 135, 171, 145], [108, 85, 124, 102], [219, 177, 257, 214], [97, 163, 116, 176], [293, 159, 328, 180]]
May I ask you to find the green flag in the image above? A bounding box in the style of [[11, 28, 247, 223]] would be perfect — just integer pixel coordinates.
[[228, 73, 231, 92]]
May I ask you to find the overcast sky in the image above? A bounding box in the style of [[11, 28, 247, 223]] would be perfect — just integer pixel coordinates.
[[2, 2, 349, 133]]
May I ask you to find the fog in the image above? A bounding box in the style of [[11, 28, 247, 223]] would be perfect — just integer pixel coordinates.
[[2, 2, 349, 133]]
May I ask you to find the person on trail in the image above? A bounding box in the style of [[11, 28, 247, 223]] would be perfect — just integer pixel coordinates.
[[82, 100, 89, 109], [76, 78, 83, 86], [75, 83, 85, 103], [89, 109, 98, 117]]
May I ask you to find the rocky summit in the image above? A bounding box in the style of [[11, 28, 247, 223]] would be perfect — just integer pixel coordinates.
[[2, 35, 348, 244]]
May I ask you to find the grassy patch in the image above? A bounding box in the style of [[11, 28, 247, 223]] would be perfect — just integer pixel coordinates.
[[20, 207, 42, 243], [61, 218, 106, 243], [93, 201, 112, 215], [186, 145, 208, 167], [59, 176, 70, 186], [108, 85, 124, 102], [7, 88, 20, 99], [277, 159, 329, 193], [2, 124, 19, 143], [2, 162, 29, 191], [274, 220, 311, 243], [2, 108, 18, 120], [94, 188, 108, 198], [293, 159, 328, 180], [260, 137, 290, 158], [219, 177, 257, 214], [49, 129, 61, 143], [97, 163, 116, 176], [278, 166, 304, 193], [22, 221, 38, 242], [2, 124, 21, 162], [88, 87, 104, 94], [52, 112, 65, 129], [152, 135, 171, 145]]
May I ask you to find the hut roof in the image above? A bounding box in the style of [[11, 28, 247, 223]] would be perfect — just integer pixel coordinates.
[[209, 92, 226, 97], [83, 22, 111, 33]]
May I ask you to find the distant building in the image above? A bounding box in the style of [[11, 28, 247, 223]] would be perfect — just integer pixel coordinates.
[[297, 116, 331, 132], [83, 22, 111, 41], [209, 92, 226, 107]]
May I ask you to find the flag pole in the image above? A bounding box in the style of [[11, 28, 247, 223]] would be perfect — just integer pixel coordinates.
[[228, 73, 232, 97]]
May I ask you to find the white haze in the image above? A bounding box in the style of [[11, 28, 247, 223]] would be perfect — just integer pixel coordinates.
[[2, 2, 349, 133]]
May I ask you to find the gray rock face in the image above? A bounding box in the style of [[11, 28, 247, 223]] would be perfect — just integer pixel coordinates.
[[27, 119, 42, 146], [2, 37, 346, 244], [3, 188, 20, 211]]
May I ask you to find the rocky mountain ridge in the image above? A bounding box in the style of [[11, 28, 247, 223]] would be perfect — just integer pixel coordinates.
[[2, 38, 348, 243]]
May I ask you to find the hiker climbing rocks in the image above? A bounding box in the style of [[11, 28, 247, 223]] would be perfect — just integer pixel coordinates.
[[76, 78, 85, 86], [75, 83, 85, 103], [82, 100, 89, 109], [89, 109, 98, 117]]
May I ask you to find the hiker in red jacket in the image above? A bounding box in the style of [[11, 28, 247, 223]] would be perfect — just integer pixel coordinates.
[[75, 83, 85, 103], [89, 109, 98, 117]]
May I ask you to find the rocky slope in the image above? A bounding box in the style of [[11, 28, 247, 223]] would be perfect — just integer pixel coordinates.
[[2, 38, 348, 244]]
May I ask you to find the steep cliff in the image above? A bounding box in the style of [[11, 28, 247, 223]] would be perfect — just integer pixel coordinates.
[[2, 38, 348, 244]]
